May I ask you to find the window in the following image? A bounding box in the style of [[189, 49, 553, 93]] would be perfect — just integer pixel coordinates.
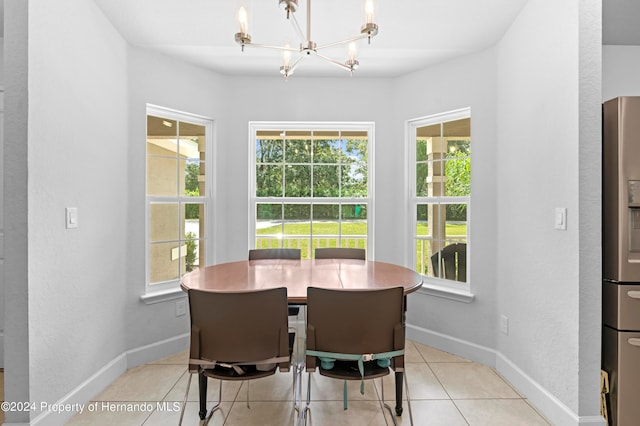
[[407, 109, 471, 299], [250, 122, 373, 258], [145, 105, 213, 300]]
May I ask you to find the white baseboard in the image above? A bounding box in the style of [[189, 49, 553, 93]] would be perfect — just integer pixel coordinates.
[[496, 353, 606, 426], [407, 324, 605, 426], [126, 333, 189, 369], [29, 333, 189, 426], [31, 353, 128, 425], [406, 323, 497, 367]]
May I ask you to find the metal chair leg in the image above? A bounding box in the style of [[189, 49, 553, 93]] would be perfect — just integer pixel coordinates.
[[380, 376, 399, 426], [203, 380, 223, 425], [380, 372, 414, 426], [404, 371, 414, 426], [178, 372, 191, 426], [298, 371, 311, 426]]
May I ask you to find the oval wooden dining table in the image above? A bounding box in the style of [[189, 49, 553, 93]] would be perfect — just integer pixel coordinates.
[[180, 258, 423, 419]]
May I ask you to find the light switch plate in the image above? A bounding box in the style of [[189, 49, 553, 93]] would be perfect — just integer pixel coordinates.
[[66, 207, 78, 229], [555, 207, 567, 231]]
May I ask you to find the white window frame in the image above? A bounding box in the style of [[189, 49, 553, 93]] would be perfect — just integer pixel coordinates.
[[249, 121, 375, 258], [406, 108, 474, 303], [142, 105, 215, 304]]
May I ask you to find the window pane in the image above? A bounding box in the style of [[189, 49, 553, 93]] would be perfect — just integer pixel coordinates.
[[284, 204, 310, 254], [412, 113, 470, 283], [416, 162, 429, 196], [445, 203, 467, 242], [344, 136, 367, 162], [416, 205, 428, 236], [442, 117, 470, 138], [256, 204, 283, 249], [416, 138, 428, 162], [313, 204, 340, 235], [341, 204, 367, 248], [252, 125, 370, 257], [431, 160, 445, 196], [284, 165, 311, 197], [150, 203, 179, 242], [256, 164, 283, 197], [148, 115, 177, 137], [341, 163, 367, 197], [257, 204, 283, 231], [434, 239, 466, 282], [181, 159, 204, 196], [147, 109, 211, 290], [284, 204, 311, 235], [147, 156, 178, 196], [444, 152, 471, 197], [178, 122, 205, 158], [183, 236, 204, 273], [285, 133, 311, 163], [149, 242, 180, 284], [182, 203, 204, 238], [313, 134, 341, 163], [313, 165, 340, 197], [256, 136, 284, 163]]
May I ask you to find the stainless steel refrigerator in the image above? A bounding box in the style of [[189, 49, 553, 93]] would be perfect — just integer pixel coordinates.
[[602, 96, 640, 426]]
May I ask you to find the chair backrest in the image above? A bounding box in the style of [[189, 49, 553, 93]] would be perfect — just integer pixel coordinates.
[[305, 286, 405, 371], [314, 247, 366, 260], [248, 248, 301, 260], [430, 243, 466, 282], [188, 287, 290, 371]]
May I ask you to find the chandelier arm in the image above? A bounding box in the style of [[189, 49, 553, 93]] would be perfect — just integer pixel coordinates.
[[289, 11, 307, 43], [244, 43, 299, 52], [315, 52, 352, 72], [316, 34, 370, 50], [289, 55, 304, 73]]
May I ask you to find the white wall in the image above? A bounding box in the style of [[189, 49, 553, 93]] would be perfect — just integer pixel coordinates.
[[125, 46, 227, 351], [4, 0, 130, 423], [395, 48, 499, 358], [602, 45, 640, 101], [496, 0, 601, 423]]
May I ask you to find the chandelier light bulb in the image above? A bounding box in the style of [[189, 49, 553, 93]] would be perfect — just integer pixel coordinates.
[[237, 6, 248, 34], [283, 44, 292, 67], [365, 0, 375, 24], [348, 42, 358, 61]]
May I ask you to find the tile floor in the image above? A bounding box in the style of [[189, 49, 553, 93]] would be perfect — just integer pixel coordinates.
[[59, 341, 551, 425]]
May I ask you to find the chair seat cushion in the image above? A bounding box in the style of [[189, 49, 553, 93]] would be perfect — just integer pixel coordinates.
[[201, 364, 277, 381], [318, 360, 390, 380]]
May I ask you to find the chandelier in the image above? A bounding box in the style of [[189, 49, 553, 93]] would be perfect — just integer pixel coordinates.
[[234, 0, 379, 79]]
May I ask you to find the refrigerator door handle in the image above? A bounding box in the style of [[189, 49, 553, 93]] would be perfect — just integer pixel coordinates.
[[628, 338, 640, 347], [627, 290, 640, 299]]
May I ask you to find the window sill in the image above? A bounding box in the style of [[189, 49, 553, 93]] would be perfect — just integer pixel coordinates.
[[140, 287, 186, 305], [418, 283, 475, 303]]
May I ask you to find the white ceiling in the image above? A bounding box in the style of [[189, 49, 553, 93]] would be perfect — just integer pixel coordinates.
[[1, 2, 638, 78], [93, 0, 531, 78]]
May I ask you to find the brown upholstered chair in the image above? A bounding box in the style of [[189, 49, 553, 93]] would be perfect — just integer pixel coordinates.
[[249, 248, 302, 318], [179, 287, 291, 425], [248, 248, 301, 260], [314, 247, 366, 260], [301, 286, 413, 426]]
